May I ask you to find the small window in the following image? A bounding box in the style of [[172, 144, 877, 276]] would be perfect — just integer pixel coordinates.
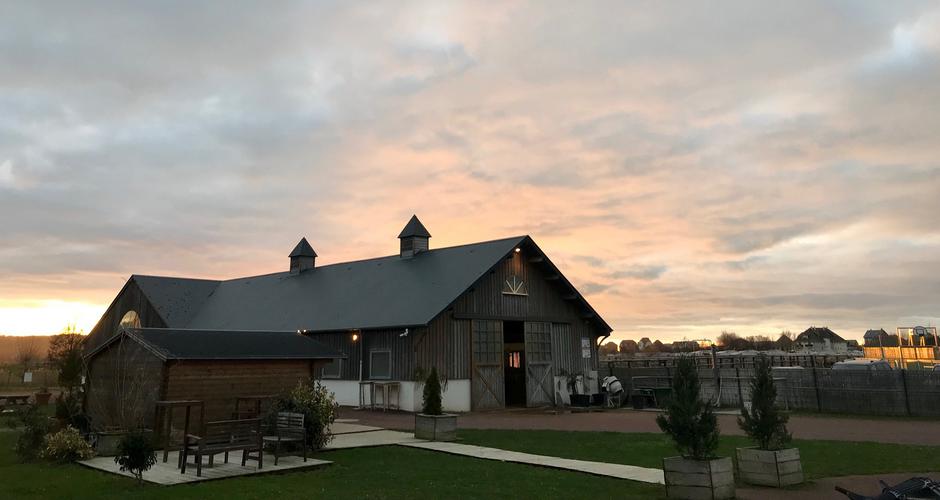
[[118, 310, 140, 333], [370, 350, 391, 380], [321, 359, 342, 379]]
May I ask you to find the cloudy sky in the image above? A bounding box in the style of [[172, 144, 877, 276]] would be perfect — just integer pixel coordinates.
[[1, 1, 939, 342]]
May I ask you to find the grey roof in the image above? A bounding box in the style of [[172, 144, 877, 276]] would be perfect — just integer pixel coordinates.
[[398, 215, 431, 238], [133, 275, 221, 327], [89, 328, 345, 361], [864, 329, 888, 338], [796, 327, 845, 344], [289, 238, 317, 258], [134, 236, 525, 332]]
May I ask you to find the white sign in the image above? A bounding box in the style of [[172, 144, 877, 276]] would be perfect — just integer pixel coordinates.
[[581, 338, 591, 358], [23, 371, 32, 383]]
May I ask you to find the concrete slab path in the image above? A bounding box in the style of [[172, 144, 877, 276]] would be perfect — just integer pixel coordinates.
[[80, 450, 330, 485], [401, 440, 664, 484], [325, 429, 422, 449]]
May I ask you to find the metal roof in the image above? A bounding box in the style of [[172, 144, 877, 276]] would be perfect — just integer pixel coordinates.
[[289, 238, 317, 257], [127, 235, 612, 334], [88, 328, 345, 361], [398, 215, 431, 238]]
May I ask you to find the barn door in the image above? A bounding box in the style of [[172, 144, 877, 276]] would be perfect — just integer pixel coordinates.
[[524, 321, 554, 407], [471, 319, 504, 410]]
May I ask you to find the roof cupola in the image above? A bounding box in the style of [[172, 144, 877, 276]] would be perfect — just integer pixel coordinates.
[[398, 215, 430, 258], [289, 237, 317, 273]]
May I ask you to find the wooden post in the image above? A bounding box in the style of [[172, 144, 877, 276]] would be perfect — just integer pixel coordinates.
[[810, 356, 822, 412], [900, 369, 912, 416], [736, 367, 744, 407]]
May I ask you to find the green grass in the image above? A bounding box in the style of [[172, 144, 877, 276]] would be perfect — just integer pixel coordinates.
[[0, 432, 661, 499], [458, 429, 940, 480]]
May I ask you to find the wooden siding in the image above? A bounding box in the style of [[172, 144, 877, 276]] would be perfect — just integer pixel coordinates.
[[85, 337, 164, 430], [310, 329, 413, 381], [414, 315, 471, 380], [85, 278, 167, 353], [165, 359, 325, 422]]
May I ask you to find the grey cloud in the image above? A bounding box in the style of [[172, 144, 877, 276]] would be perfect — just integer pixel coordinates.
[[610, 265, 668, 281]]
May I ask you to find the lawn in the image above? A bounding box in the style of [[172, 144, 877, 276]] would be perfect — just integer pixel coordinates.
[[0, 432, 660, 499], [457, 429, 940, 480], [4, 429, 940, 499]]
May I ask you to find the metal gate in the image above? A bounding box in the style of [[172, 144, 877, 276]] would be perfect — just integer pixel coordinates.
[[471, 319, 504, 410], [525, 321, 554, 407]]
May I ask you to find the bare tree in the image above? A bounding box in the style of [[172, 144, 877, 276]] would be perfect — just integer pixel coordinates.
[[15, 337, 39, 373]]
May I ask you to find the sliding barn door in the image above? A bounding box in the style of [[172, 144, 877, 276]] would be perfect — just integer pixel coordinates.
[[471, 319, 504, 410], [525, 321, 554, 407]]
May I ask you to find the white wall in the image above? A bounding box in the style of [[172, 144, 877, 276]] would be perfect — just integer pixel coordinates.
[[319, 379, 471, 413]]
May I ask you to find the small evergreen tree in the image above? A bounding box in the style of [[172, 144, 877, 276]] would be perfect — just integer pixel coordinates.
[[738, 354, 791, 450], [114, 430, 156, 485], [656, 357, 719, 460], [422, 366, 443, 415]]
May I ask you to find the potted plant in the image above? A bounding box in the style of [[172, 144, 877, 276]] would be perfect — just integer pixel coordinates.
[[736, 354, 803, 487], [34, 387, 52, 406], [656, 358, 734, 500], [414, 367, 456, 441]]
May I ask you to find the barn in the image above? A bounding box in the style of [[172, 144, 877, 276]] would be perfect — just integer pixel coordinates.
[[85, 216, 612, 412], [84, 328, 343, 427]]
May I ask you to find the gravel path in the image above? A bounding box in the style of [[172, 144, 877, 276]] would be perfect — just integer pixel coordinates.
[[339, 407, 940, 446]]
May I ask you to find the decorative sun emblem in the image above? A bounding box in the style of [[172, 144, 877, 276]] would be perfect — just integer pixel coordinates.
[[502, 275, 528, 296]]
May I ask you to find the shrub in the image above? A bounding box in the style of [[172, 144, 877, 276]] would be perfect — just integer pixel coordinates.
[[41, 426, 94, 463], [738, 354, 791, 450], [6, 404, 52, 462], [267, 379, 339, 450], [114, 430, 156, 485], [422, 366, 443, 415], [55, 391, 91, 434], [656, 357, 720, 460]]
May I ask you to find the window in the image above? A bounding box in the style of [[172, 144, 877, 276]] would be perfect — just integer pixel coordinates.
[[370, 350, 391, 380], [320, 359, 342, 379], [118, 310, 140, 333], [501, 275, 528, 296]]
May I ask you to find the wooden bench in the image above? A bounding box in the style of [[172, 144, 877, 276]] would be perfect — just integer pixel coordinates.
[[181, 418, 263, 477]]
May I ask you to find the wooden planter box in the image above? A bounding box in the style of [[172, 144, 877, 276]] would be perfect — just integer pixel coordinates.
[[735, 447, 803, 487], [94, 430, 128, 456], [663, 456, 735, 500], [414, 414, 457, 441], [34, 392, 52, 406]]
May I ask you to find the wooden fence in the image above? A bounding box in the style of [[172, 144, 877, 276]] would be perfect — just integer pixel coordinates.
[[601, 361, 940, 417]]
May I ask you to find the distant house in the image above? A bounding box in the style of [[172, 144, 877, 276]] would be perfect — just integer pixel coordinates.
[[776, 334, 795, 351], [795, 327, 847, 353], [672, 340, 699, 352], [864, 329, 889, 347], [637, 337, 654, 352]]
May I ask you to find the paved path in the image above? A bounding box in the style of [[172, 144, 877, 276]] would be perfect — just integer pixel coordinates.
[[401, 440, 664, 484], [737, 471, 939, 500], [340, 407, 940, 445]]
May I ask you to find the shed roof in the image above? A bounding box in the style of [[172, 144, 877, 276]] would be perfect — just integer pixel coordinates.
[[87, 328, 345, 361]]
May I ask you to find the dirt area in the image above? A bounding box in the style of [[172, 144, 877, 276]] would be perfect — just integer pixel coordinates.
[[339, 407, 940, 446]]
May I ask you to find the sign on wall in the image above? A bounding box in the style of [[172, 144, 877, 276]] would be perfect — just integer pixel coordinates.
[[23, 371, 32, 383], [581, 338, 591, 359]]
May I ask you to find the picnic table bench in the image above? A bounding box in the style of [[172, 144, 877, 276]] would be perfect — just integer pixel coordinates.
[[181, 418, 263, 477], [0, 394, 31, 411]]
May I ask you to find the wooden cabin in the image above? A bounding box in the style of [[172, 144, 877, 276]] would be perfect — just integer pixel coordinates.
[[85, 216, 612, 412], [84, 329, 343, 428]]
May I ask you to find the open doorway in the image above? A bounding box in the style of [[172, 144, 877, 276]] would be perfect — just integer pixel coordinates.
[[504, 320, 526, 406]]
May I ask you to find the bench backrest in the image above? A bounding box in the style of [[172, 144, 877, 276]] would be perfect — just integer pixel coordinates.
[[201, 418, 261, 446], [275, 412, 305, 432]]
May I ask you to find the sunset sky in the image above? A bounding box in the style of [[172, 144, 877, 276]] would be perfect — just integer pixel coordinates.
[[1, 1, 939, 342]]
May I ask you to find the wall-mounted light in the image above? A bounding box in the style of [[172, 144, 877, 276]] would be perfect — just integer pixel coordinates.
[[400, 328, 409, 338], [514, 248, 521, 253], [352, 333, 359, 342]]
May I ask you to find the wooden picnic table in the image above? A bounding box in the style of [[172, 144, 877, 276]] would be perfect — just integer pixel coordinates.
[[372, 382, 401, 411], [0, 394, 31, 411]]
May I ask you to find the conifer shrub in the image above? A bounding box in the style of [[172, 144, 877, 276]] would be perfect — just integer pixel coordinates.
[[738, 354, 791, 450], [422, 366, 443, 415], [656, 357, 720, 460]]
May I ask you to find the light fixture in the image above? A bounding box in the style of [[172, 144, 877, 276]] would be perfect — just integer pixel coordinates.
[[352, 333, 359, 342], [514, 248, 521, 253]]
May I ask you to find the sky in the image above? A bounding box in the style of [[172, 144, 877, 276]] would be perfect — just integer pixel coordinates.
[[1, 1, 939, 342]]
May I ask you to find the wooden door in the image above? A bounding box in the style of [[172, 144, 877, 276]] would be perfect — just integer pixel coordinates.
[[471, 319, 504, 410], [525, 321, 554, 407]]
